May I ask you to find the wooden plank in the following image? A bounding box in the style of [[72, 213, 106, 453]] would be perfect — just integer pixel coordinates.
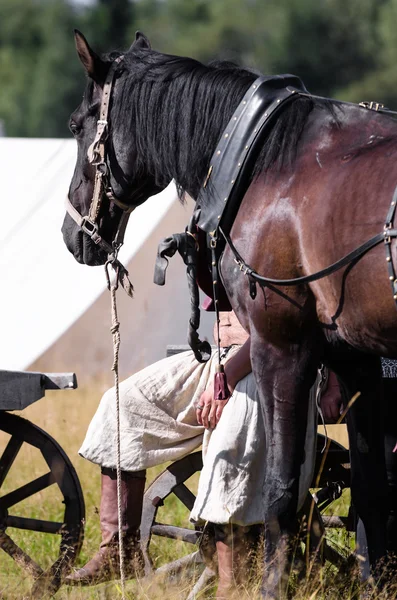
[[166, 345, 194, 357], [166, 345, 216, 357], [0, 371, 77, 411], [42, 373, 77, 390], [0, 371, 44, 410]]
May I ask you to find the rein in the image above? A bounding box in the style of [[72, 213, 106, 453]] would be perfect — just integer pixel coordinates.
[[66, 56, 134, 600]]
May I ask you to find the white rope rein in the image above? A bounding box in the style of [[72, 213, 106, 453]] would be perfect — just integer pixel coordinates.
[[110, 283, 127, 600]]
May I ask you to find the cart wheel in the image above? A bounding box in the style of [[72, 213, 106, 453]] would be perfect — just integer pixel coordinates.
[[141, 452, 211, 584], [0, 412, 85, 597], [141, 438, 354, 596]]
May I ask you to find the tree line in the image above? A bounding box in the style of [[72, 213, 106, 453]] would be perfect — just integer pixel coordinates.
[[1, 0, 397, 138]]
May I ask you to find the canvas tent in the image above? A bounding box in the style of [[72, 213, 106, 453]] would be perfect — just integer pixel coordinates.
[[0, 138, 213, 383]]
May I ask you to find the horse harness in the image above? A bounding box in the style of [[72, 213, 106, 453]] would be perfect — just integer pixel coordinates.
[[155, 75, 397, 360], [64, 55, 134, 290]]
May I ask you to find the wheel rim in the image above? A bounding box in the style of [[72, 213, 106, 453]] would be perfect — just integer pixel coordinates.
[[0, 412, 85, 594], [141, 452, 206, 577]]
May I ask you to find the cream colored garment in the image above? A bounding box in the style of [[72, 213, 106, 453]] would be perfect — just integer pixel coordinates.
[[80, 348, 318, 526], [190, 371, 318, 525], [79, 348, 238, 471]]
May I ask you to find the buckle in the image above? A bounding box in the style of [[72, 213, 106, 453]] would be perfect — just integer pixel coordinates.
[[81, 217, 98, 237], [96, 161, 108, 175]]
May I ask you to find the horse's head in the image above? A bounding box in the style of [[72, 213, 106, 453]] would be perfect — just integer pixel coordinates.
[[62, 31, 164, 265]]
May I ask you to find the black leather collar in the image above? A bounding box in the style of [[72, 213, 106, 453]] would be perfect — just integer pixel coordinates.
[[197, 74, 307, 236]]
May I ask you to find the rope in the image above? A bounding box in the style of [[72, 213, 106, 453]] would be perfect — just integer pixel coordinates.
[[110, 283, 127, 600]]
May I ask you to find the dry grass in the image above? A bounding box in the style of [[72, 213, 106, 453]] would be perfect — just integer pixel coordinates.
[[0, 382, 395, 599]]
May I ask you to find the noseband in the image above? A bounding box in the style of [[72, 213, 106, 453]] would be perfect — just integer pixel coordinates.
[[65, 55, 134, 259]]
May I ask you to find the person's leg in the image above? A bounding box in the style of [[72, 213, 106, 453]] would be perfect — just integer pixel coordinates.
[[216, 539, 234, 599], [215, 524, 256, 599], [67, 351, 210, 585], [66, 469, 146, 585]]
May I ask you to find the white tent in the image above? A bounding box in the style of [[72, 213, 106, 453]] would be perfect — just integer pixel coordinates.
[[0, 138, 213, 381]]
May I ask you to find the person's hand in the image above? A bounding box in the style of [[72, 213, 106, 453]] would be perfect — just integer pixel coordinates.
[[320, 371, 343, 423], [196, 380, 230, 429]]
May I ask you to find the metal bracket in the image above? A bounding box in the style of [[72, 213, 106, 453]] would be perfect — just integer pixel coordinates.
[[359, 101, 385, 111]]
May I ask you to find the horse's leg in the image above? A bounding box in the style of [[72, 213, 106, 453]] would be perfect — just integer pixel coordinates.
[[250, 333, 317, 598], [331, 354, 388, 577]]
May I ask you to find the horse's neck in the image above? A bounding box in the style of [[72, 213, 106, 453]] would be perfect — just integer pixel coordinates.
[[152, 75, 253, 198]]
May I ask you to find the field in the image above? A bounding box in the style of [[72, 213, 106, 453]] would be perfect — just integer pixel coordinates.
[[0, 383, 395, 599]]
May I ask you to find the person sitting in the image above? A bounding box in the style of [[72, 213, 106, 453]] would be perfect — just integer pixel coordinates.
[[66, 311, 320, 596]]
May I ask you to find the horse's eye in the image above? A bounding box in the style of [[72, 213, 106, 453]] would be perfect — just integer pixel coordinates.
[[69, 122, 81, 136]]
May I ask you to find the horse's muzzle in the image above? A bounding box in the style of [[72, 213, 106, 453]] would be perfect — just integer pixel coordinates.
[[61, 213, 108, 266]]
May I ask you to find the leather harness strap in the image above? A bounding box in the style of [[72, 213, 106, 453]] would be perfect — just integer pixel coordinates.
[[153, 80, 397, 361], [221, 222, 397, 293], [65, 54, 134, 261], [195, 76, 397, 312], [198, 74, 307, 236]]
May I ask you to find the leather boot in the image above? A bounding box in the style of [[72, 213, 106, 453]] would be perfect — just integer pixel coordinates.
[[215, 524, 258, 599], [65, 468, 146, 586]]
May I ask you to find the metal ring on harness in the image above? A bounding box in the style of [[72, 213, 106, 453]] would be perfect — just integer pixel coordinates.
[[80, 217, 99, 237]]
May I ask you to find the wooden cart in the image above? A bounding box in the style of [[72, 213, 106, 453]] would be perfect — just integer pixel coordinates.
[[0, 370, 84, 598]]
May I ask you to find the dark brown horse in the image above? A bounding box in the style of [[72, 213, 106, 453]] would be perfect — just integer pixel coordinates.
[[63, 31, 397, 595]]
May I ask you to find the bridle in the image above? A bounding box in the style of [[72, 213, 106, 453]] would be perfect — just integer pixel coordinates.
[[65, 55, 134, 262]]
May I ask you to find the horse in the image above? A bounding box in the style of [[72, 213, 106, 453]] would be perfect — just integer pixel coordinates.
[[63, 30, 397, 595]]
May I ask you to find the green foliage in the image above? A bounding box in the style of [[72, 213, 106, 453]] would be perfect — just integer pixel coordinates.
[[131, 0, 286, 70], [2, 0, 397, 137], [273, 0, 381, 95]]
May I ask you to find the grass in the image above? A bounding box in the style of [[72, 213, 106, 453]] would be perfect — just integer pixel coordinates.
[[0, 382, 395, 599]]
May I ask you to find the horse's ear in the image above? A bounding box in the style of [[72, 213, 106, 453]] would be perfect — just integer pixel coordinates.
[[132, 31, 151, 50], [74, 30, 106, 84]]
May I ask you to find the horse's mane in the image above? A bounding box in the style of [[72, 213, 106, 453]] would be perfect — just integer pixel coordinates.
[[109, 48, 336, 199]]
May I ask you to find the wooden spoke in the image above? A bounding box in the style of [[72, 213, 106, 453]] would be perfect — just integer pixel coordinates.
[[0, 530, 43, 579], [155, 550, 203, 575], [173, 483, 196, 511], [186, 567, 217, 600], [0, 435, 23, 488], [5, 515, 63, 534], [151, 523, 201, 544], [0, 472, 55, 510]]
